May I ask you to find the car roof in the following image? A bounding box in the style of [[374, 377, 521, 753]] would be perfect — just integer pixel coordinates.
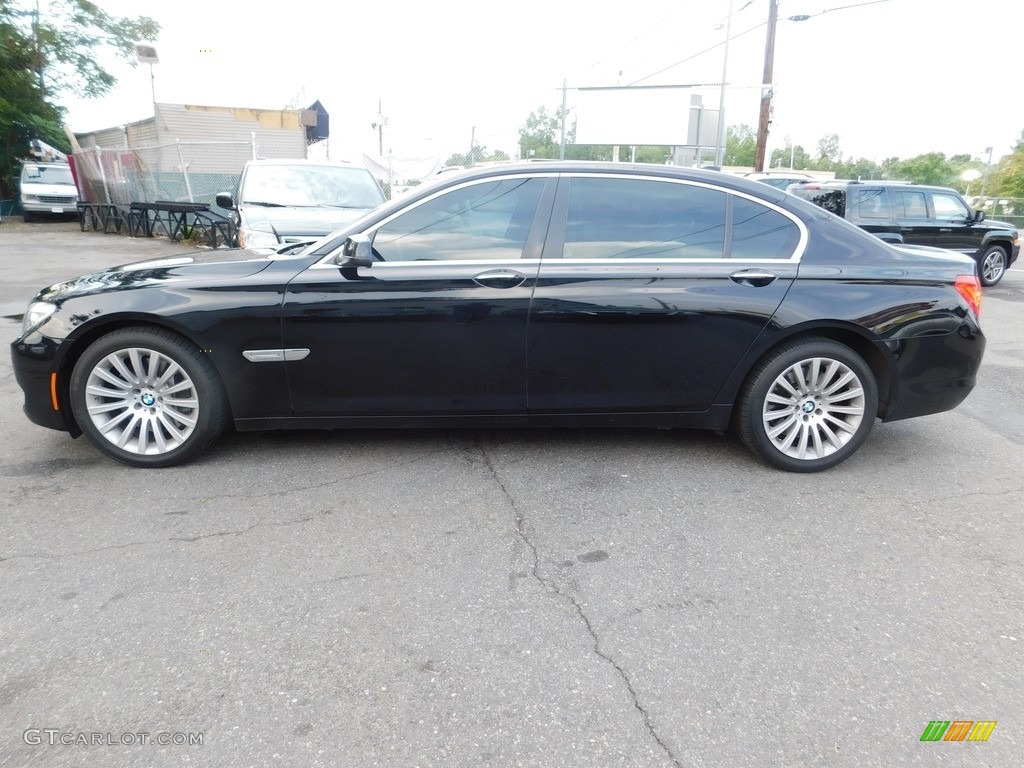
[[423, 160, 789, 198], [246, 158, 357, 167]]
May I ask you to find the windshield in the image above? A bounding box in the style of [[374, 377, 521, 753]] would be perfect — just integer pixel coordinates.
[[240, 164, 385, 208], [22, 164, 75, 185]]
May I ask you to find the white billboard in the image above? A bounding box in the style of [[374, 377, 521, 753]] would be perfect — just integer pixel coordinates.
[[572, 88, 719, 147]]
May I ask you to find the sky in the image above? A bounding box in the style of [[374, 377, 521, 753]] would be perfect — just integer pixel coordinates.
[[40, 0, 1024, 167]]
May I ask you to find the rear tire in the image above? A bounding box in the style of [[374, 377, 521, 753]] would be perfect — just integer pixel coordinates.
[[978, 245, 1007, 287], [736, 339, 878, 472], [70, 327, 229, 467]]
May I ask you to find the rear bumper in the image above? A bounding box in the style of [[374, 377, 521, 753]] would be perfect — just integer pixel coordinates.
[[881, 322, 985, 422]]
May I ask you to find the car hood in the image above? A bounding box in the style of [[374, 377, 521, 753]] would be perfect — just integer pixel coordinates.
[[35, 249, 279, 302], [239, 204, 374, 238], [982, 218, 1018, 233]]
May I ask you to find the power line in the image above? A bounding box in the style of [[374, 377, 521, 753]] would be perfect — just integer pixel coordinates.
[[627, 21, 767, 87]]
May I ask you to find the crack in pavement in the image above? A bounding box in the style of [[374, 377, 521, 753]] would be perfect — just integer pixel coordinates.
[[161, 448, 449, 503], [0, 448, 449, 563], [0, 509, 334, 564], [476, 438, 685, 768]]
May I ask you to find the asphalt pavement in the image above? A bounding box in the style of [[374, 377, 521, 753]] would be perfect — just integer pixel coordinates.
[[0, 220, 1021, 767]]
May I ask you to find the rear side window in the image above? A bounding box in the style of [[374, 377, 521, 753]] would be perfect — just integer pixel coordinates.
[[730, 197, 801, 259], [790, 187, 846, 217], [563, 178, 726, 259], [851, 189, 891, 221]]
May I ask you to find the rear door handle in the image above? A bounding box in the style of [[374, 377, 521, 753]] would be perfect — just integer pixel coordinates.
[[729, 269, 777, 287], [473, 269, 527, 289]]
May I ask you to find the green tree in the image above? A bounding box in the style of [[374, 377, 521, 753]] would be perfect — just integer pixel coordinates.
[[769, 143, 811, 170], [724, 124, 756, 167], [814, 133, 842, 170], [518, 106, 561, 159], [0, 0, 159, 198], [986, 131, 1024, 198], [833, 156, 882, 181], [884, 152, 956, 186], [517, 106, 673, 165]]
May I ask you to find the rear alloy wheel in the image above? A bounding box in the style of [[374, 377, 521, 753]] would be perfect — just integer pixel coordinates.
[[978, 245, 1007, 287], [737, 339, 878, 472], [70, 327, 228, 467]]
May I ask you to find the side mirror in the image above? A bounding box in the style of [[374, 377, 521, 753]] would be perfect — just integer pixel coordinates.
[[337, 233, 374, 267], [973, 210, 986, 223], [215, 192, 235, 210]]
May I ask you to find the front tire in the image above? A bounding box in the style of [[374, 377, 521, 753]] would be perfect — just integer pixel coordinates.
[[978, 245, 1007, 287], [70, 327, 229, 467], [736, 339, 878, 472]]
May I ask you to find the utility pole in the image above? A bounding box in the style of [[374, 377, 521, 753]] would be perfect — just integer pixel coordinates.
[[714, 0, 734, 168], [468, 126, 476, 166], [754, 0, 778, 172]]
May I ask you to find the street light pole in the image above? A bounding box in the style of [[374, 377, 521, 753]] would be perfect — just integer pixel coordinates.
[[714, 0, 734, 168], [753, 0, 778, 172], [980, 146, 994, 198]]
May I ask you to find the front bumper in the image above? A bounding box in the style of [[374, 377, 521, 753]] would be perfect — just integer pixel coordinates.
[[10, 336, 74, 433]]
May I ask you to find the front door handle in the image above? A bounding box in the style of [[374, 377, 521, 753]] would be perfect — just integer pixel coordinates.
[[473, 269, 527, 289], [729, 269, 777, 287]]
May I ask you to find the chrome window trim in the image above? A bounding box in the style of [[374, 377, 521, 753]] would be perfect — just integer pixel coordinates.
[[559, 173, 809, 264], [310, 171, 810, 269]]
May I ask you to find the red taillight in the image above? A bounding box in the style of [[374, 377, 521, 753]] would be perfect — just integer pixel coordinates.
[[955, 274, 982, 317]]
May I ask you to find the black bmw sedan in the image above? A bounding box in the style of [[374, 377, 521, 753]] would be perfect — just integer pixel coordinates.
[[11, 162, 985, 471]]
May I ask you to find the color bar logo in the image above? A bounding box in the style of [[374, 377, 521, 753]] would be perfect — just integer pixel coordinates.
[[920, 721, 997, 742]]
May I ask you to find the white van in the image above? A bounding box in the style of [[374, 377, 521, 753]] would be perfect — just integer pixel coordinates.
[[20, 162, 79, 222]]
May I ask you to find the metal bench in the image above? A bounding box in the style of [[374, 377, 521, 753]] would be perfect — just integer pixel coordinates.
[[129, 201, 236, 248]]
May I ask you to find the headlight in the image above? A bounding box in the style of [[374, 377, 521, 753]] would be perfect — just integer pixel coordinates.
[[238, 228, 280, 248], [22, 301, 57, 336]]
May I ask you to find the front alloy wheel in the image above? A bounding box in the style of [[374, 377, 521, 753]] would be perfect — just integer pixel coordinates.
[[979, 245, 1007, 287], [71, 327, 228, 467], [737, 339, 878, 472]]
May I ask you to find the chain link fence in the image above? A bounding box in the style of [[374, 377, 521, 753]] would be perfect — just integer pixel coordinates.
[[973, 197, 1024, 229], [73, 139, 256, 216]]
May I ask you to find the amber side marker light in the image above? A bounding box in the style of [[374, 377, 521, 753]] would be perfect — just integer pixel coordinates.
[[50, 372, 59, 411], [955, 275, 982, 317]]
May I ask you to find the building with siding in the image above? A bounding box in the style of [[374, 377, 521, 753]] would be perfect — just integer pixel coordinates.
[[71, 102, 323, 208]]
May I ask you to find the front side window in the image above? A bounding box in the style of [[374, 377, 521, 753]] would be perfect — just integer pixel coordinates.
[[931, 193, 971, 221], [371, 177, 544, 262], [563, 178, 726, 259], [895, 190, 928, 220]]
